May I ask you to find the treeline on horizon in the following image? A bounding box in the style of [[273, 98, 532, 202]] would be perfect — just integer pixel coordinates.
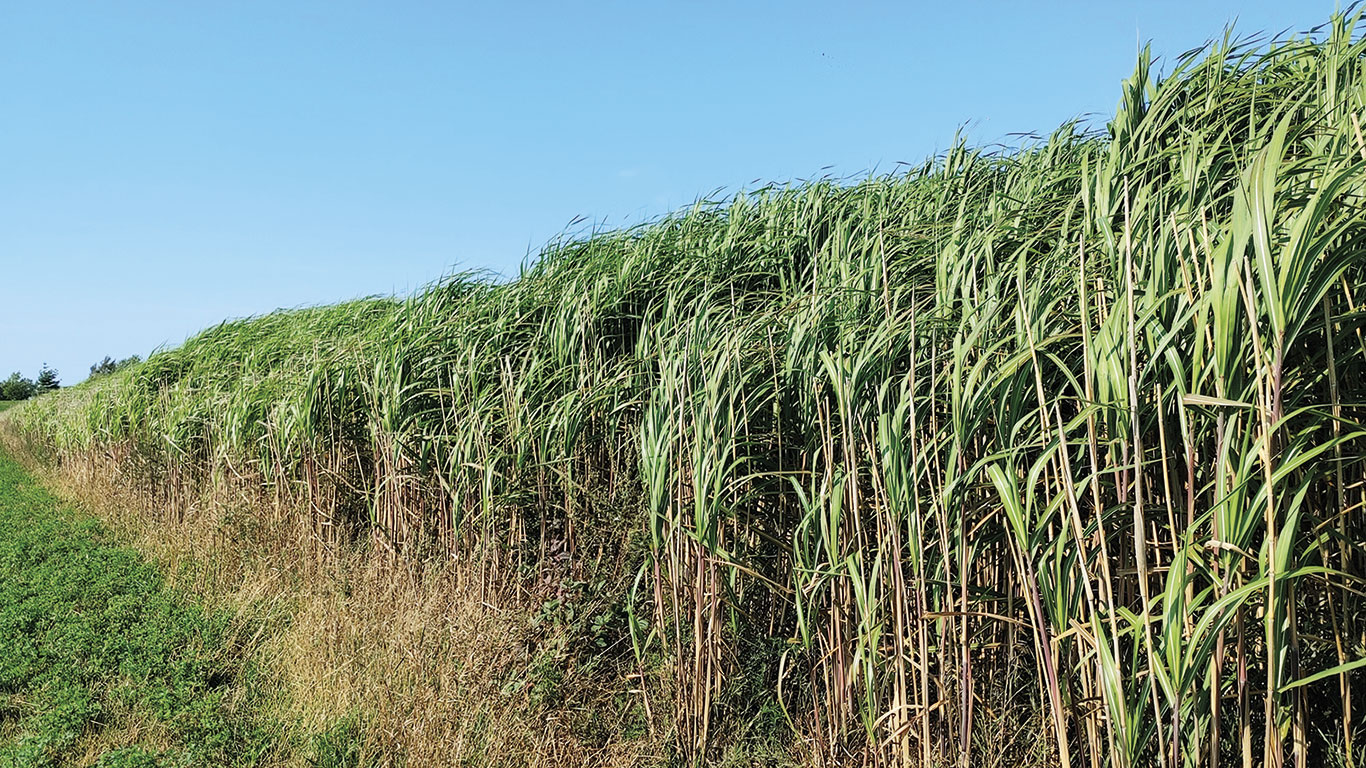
[[1, 366, 60, 401], [6, 11, 1366, 768], [0, 357, 141, 401]]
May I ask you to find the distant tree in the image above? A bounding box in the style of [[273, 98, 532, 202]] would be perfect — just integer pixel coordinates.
[[0, 372, 36, 401], [88, 355, 142, 379], [36, 365, 59, 392], [89, 356, 117, 377]]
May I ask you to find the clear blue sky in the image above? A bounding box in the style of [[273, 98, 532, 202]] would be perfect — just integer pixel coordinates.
[[0, 1, 1344, 384]]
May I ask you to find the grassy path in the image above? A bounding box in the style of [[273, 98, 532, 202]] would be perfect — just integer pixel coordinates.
[[0, 450, 283, 767]]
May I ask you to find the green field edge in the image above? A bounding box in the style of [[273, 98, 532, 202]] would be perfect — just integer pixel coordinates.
[[0, 446, 359, 768]]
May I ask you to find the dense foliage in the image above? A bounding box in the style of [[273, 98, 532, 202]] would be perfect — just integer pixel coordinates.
[[0, 374, 36, 402], [88, 356, 141, 380], [1, 366, 61, 401], [7, 13, 1366, 767]]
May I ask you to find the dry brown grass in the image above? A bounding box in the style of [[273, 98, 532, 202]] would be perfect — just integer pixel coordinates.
[[28, 451, 678, 768], [5, 439, 1051, 767]]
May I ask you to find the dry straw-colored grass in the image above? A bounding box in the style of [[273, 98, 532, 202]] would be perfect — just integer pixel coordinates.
[[18, 450, 675, 768]]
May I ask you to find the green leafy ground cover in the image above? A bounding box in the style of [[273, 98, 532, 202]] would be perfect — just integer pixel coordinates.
[[0, 449, 285, 767]]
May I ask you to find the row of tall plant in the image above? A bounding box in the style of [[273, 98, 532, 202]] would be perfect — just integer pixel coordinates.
[[7, 14, 1366, 766]]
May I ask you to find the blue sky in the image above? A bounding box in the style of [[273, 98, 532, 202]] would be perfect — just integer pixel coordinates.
[[0, 1, 1345, 384]]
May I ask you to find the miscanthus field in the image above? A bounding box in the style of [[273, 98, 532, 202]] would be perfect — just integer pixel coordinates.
[[7, 12, 1366, 768]]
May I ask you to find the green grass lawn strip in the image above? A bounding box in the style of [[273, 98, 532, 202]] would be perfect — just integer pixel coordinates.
[[0, 449, 282, 768]]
